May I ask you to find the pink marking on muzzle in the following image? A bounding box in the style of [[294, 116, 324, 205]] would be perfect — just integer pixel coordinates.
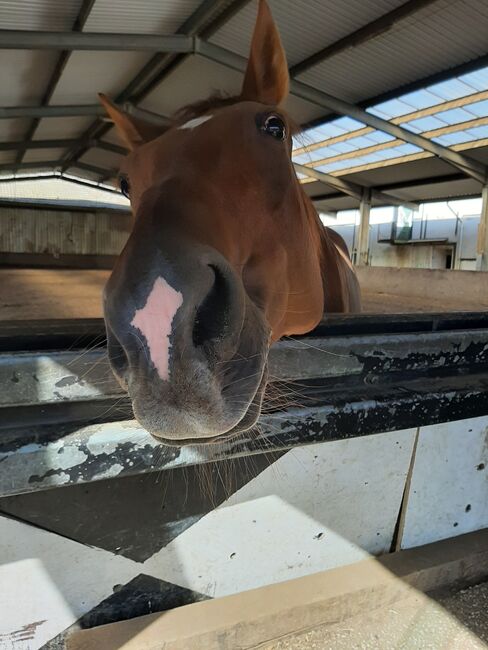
[[131, 276, 183, 381]]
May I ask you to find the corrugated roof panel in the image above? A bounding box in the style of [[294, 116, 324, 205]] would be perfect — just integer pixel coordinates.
[[66, 164, 100, 182], [33, 117, 94, 141], [0, 163, 55, 178], [48, 51, 151, 105], [298, 0, 488, 105], [0, 152, 16, 165], [84, 0, 201, 34], [101, 126, 125, 147], [23, 147, 67, 163], [0, 119, 30, 141], [79, 148, 122, 171], [140, 55, 242, 116], [0, 0, 82, 31], [0, 50, 60, 106], [283, 93, 325, 124], [210, 0, 405, 68]]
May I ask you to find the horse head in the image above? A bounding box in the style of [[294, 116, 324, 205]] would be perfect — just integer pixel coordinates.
[[101, 0, 360, 444]]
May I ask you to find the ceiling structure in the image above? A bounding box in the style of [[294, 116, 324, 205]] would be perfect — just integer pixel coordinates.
[[1, 0, 488, 212]]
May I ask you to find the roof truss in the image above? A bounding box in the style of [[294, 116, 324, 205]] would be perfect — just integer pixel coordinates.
[[1, 0, 487, 206]]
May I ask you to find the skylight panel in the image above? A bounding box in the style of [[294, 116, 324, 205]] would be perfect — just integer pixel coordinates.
[[428, 78, 478, 101], [402, 115, 448, 132], [397, 89, 444, 110], [342, 135, 378, 149], [332, 116, 365, 132], [458, 66, 488, 92], [434, 107, 475, 125], [367, 98, 415, 119], [325, 141, 357, 154], [365, 131, 396, 144], [464, 125, 488, 140], [432, 131, 474, 146], [464, 98, 488, 117]]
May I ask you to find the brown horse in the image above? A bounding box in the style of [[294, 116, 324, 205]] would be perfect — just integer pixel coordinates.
[[100, 0, 360, 445]]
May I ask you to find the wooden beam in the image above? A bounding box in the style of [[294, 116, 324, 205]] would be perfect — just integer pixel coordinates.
[[67, 531, 488, 650]]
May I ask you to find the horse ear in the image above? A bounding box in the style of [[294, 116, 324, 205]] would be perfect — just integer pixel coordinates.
[[98, 94, 167, 151], [240, 0, 289, 105]]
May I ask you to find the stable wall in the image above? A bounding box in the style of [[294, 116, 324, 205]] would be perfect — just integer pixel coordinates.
[[356, 265, 488, 312], [0, 203, 130, 267], [330, 216, 479, 270], [0, 203, 481, 273]]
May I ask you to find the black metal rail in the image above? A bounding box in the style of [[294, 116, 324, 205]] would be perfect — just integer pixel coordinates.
[[0, 312, 487, 496]]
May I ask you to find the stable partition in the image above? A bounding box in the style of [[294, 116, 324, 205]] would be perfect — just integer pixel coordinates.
[[0, 312, 487, 644]]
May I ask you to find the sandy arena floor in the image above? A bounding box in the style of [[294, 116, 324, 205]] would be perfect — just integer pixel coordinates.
[[0, 268, 480, 321]]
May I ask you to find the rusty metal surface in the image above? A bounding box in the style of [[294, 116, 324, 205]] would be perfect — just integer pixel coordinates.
[[1, 373, 488, 497], [1, 312, 488, 497], [1, 328, 487, 411]]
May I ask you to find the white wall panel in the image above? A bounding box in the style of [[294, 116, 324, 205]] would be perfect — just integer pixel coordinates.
[[400, 415, 488, 549]]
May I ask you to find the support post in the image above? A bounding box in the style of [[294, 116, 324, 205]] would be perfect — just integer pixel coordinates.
[[357, 189, 372, 266], [476, 184, 488, 271]]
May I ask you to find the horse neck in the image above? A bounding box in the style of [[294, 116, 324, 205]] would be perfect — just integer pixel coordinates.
[[298, 186, 360, 314]]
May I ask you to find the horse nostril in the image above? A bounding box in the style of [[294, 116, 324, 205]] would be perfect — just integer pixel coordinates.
[[193, 264, 231, 349]]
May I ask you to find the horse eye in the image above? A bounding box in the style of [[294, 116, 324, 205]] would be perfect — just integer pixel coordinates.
[[261, 114, 286, 141], [119, 176, 130, 198]]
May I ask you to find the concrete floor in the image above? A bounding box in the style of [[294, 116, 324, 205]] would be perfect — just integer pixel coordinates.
[[263, 582, 488, 650]]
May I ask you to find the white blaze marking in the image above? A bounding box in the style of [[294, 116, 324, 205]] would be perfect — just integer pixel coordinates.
[[178, 115, 213, 130], [131, 277, 183, 381]]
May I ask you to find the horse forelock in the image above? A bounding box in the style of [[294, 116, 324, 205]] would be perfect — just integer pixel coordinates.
[[172, 93, 241, 125], [171, 92, 302, 136]]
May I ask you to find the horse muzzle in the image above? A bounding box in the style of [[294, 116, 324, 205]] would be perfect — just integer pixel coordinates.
[[103, 223, 269, 444]]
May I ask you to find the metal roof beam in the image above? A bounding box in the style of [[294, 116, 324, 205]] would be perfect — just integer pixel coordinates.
[[0, 161, 61, 173], [290, 79, 487, 184], [0, 105, 104, 119], [0, 30, 194, 52], [0, 138, 126, 155], [0, 160, 115, 178], [293, 163, 363, 201], [0, 170, 121, 194], [294, 163, 417, 209], [197, 41, 488, 184], [290, 0, 439, 78], [72, 161, 118, 178], [60, 0, 252, 171], [0, 139, 78, 151], [14, 0, 97, 167]]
